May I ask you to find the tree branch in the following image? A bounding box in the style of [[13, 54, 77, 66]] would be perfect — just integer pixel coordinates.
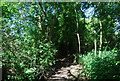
[[38, 3, 47, 17]]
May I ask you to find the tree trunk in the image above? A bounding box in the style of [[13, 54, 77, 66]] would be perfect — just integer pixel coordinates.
[[99, 20, 102, 57], [38, 17, 42, 30], [77, 33, 81, 53], [93, 18, 97, 56], [94, 37, 97, 56], [75, 7, 81, 54]]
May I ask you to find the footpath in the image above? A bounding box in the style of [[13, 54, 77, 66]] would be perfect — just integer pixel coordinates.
[[47, 56, 88, 81]]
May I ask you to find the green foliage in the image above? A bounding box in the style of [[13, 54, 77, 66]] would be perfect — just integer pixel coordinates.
[[2, 2, 57, 80], [2, 34, 57, 80], [1, 2, 120, 80], [77, 50, 120, 80]]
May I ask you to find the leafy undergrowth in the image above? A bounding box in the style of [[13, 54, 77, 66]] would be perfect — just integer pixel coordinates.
[[2, 35, 57, 81], [76, 50, 120, 80]]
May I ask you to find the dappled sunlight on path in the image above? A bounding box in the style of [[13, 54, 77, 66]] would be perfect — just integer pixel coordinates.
[[47, 56, 88, 81], [48, 64, 82, 80]]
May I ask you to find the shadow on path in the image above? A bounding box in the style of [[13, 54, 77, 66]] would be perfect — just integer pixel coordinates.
[[46, 55, 89, 81]]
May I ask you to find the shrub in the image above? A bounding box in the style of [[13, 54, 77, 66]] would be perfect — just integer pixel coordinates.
[[77, 50, 120, 80], [2, 34, 57, 81]]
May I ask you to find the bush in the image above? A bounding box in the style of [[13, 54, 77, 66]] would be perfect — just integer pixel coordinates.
[[2, 34, 57, 81], [77, 50, 120, 80]]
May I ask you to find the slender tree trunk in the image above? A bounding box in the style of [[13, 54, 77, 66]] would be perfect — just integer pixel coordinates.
[[77, 33, 81, 53], [38, 2, 49, 40], [99, 20, 102, 57], [93, 18, 97, 56], [38, 17, 42, 30], [94, 37, 97, 56], [75, 7, 81, 54]]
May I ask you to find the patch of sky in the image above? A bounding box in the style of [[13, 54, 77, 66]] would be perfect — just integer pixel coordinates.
[[84, 7, 94, 19]]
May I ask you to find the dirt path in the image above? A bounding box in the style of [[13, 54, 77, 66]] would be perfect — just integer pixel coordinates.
[[47, 56, 87, 81], [48, 64, 82, 81]]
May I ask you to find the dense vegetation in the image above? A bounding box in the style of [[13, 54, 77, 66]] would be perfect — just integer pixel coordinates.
[[76, 49, 120, 80], [1, 2, 120, 81]]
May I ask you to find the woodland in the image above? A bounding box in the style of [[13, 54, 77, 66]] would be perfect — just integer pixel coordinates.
[[1, 2, 120, 81]]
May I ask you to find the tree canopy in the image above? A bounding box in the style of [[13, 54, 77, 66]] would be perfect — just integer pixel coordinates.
[[1, 2, 120, 81]]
